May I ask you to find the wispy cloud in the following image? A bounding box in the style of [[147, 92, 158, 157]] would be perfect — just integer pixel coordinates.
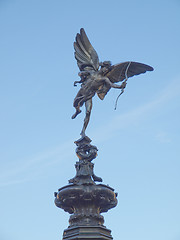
[[155, 131, 171, 143], [92, 76, 180, 142], [1, 77, 180, 187], [0, 178, 30, 187], [0, 140, 74, 187]]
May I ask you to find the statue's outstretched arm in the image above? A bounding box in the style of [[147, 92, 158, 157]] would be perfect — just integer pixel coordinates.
[[104, 77, 126, 89]]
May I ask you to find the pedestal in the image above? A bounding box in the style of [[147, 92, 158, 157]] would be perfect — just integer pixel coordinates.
[[63, 225, 113, 239], [54, 136, 118, 239]]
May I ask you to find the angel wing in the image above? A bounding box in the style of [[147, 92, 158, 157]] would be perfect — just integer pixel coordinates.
[[74, 28, 99, 71], [97, 61, 154, 100]]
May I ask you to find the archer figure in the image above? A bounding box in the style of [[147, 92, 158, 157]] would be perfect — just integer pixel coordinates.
[[72, 28, 153, 137]]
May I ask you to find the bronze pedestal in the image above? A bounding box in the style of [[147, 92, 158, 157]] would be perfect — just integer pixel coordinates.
[[54, 137, 117, 239]]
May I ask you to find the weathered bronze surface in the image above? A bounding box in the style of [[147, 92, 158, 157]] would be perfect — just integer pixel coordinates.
[[54, 29, 153, 240], [72, 28, 154, 137], [54, 136, 117, 239], [69, 136, 102, 185]]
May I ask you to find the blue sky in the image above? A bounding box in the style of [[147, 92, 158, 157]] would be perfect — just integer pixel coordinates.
[[0, 0, 180, 239]]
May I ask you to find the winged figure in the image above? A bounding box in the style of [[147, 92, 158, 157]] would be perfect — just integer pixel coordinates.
[[72, 28, 153, 137]]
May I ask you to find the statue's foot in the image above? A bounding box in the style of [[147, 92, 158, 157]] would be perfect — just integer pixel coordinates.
[[72, 109, 81, 119], [75, 135, 92, 145], [80, 132, 86, 138]]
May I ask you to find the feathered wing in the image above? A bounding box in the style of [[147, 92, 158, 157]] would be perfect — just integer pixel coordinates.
[[74, 28, 99, 71], [97, 61, 154, 100]]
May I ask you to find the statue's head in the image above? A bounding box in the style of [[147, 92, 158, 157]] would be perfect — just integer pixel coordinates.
[[99, 61, 112, 67], [99, 61, 112, 75]]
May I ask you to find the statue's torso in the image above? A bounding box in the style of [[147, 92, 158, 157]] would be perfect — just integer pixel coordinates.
[[83, 72, 106, 90]]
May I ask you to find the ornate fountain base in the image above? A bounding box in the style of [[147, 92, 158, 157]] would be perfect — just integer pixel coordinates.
[[55, 183, 117, 240], [54, 136, 118, 240]]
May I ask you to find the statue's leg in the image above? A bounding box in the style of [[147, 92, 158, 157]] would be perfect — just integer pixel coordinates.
[[72, 105, 81, 119], [80, 98, 92, 137], [72, 94, 84, 119]]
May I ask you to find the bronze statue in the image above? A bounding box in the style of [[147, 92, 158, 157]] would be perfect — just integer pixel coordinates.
[[55, 29, 154, 239], [72, 28, 153, 137]]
